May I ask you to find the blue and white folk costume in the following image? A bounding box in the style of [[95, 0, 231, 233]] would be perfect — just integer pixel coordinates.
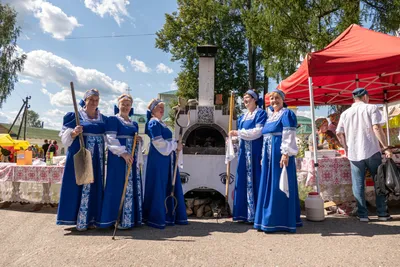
[[56, 106, 107, 231], [143, 115, 188, 229], [98, 110, 143, 229], [233, 107, 267, 222], [254, 107, 302, 233]]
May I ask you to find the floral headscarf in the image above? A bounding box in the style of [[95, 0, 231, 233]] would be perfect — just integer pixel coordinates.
[[315, 118, 328, 130]]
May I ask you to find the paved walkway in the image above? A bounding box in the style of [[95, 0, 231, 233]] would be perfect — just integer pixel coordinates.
[[1, 204, 400, 267]]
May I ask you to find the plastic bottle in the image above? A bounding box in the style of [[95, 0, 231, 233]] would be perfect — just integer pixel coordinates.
[[305, 192, 325, 221]]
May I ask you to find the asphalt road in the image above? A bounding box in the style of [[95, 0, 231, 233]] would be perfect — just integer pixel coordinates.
[[1, 204, 400, 267]]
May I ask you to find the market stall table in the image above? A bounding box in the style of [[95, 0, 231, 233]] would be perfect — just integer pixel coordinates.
[[0, 163, 64, 205], [298, 156, 353, 203], [298, 153, 400, 205]]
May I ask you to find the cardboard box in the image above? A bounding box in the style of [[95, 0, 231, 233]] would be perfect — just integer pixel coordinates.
[[16, 150, 33, 165]]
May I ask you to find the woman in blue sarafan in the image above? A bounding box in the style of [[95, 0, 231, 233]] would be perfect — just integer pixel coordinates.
[[229, 90, 267, 223], [143, 99, 188, 229], [98, 94, 144, 229], [254, 89, 302, 233], [57, 89, 107, 231]]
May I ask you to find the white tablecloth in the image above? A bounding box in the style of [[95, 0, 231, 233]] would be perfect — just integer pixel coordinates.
[[0, 163, 63, 204]]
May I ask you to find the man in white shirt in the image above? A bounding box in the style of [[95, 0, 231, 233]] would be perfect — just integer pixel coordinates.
[[336, 88, 393, 222]]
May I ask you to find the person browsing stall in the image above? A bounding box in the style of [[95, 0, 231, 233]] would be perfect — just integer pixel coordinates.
[[336, 88, 393, 222], [308, 118, 341, 151]]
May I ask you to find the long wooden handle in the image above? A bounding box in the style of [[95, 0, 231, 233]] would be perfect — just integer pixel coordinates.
[[225, 91, 235, 201], [113, 133, 138, 239], [70, 82, 85, 149], [170, 127, 183, 195]]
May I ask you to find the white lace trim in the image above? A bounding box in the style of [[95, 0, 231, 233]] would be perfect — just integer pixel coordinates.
[[79, 107, 102, 122], [241, 107, 263, 122], [116, 114, 134, 126], [267, 108, 286, 123]]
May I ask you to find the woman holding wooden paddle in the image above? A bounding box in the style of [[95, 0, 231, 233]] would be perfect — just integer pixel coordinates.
[[98, 94, 144, 230], [142, 99, 188, 229], [57, 88, 107, 232]]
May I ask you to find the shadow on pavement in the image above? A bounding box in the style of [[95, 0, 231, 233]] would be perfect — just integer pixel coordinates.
[[297, 213, 400, 237], [0, 202, 57, 214], [63, 219, 254, 241], [4, 203, 400, 239]]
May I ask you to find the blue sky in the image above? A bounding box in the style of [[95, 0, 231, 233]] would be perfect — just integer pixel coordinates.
[[1, 0, 323, 129]]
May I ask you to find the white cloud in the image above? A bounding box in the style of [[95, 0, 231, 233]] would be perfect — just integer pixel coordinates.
[[23, 50, 128, 98], [7, 0, 82, 40], [98, 98, 116, 115], [297, 110, 311, 118], [19, 79, 33, 84], [116, 63, 126, 73], [0, 111, 15, 123], [132, 98, 148, 114], [84, 0, 131, 26], [126, 56, 151, 73], [39, 108, 68, 130], [44, 108, 67, 117], [156, 63, 173, 74], [40, 116, 63, 130], [33, 1, 82, 40], [41, 88, 84, 107]]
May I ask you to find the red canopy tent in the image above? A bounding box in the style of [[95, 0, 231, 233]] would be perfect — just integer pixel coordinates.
[[268, 24, 400, 193], [267, 24, 400, 106]]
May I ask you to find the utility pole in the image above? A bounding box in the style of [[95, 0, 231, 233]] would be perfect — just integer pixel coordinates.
[[17, 96, 31, 140], [8, 99, 27, 134], [23, 101, 28, 140]]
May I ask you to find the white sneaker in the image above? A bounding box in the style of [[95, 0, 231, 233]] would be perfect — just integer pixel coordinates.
[[378, 216, 392, 221], [358, 217, 370, 222]]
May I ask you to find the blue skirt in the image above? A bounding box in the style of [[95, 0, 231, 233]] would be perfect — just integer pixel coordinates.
[[254, 135, 302, 233], [57, 137, 105, 230], [143, 146, 188, 229], [97, 147, 143, 228], [233, 140, 262, 222]]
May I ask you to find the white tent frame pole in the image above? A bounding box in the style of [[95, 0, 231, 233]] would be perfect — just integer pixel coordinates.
[[308, 77, 320, 193], [384, 90, 391, 146]]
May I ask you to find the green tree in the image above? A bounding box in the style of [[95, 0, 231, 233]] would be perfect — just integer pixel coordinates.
[[243, 0, 400, 81], [18, 110, 42, 128], [156, 0, 262, 104], [26, 110, 43, 128], [157, 0, 400, 103], [0, 4, 27, 108]]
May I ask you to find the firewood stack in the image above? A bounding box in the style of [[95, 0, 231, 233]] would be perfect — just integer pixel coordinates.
[[185, 198, 225, 218]]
